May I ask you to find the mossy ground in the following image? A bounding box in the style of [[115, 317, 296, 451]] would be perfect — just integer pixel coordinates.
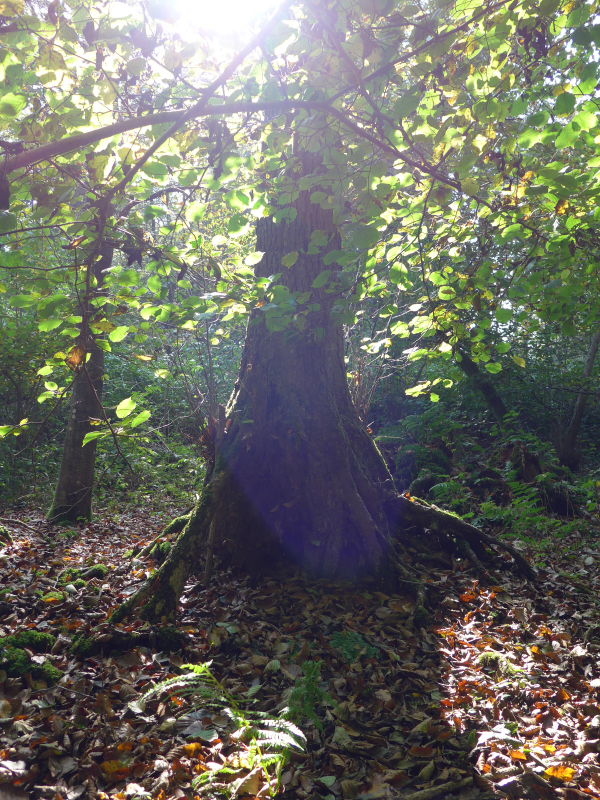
[[0, 631, 61, 683], [57, 563, 108, 588], [477, 650, 522, 676], [42, 590, 67, 602]]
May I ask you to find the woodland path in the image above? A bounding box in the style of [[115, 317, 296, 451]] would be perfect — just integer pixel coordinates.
[[0, 507, 599, 800]]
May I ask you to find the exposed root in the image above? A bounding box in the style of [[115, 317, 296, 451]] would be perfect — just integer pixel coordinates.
[[386, 495, 536, 580], [138, 512, 192, 559], [71, 625, 187, 657]]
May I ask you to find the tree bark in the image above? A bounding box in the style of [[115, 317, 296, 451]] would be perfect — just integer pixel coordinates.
[[557, 331, 600, 471], [456, 348, 508, 427], [111, 174, 534, 624], [113, 176, 400, 622], [47, 247, 112, 523]]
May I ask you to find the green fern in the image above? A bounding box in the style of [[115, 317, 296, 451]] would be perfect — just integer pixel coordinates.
[[142, 661, 306, 798], [283, 659, 336, 730]]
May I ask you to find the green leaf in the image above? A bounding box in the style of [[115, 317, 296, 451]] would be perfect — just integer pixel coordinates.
[[147, 274, 162, 293], [461, 178, 479, 196], [496, 342, 510, 353], [312, 271, 331, 289], [227, 213, 248, 236], [144, 205, 164, 221], [351, 226, 379, 249], [38, 318, 62, 332], [495, 307, 512, 323], [244, 251, 264, 266], [555, 123, 579, 149], [118, 269, 138, 287], [485, 362, 502, 374], [108, 326, 129, 342], [281, 251, 298, 268], [554, 92, 576, 117], [82, 431, 106, 446], [0, 213, 17, 233], [0, 92, 26, 118], [115, 397, 136, 419], [393, 91, 421, 119], [130, 409, 151, 428], [0, 0, 23, 16], [9, 294, 36, 308], [572, 109, 597, 130], [185, 201, 206, 223], [141, 162, 168, 178], [126, 57, 146, 77]]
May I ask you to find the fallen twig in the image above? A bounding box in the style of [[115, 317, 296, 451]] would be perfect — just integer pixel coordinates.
[[0, 517, 39, 536]]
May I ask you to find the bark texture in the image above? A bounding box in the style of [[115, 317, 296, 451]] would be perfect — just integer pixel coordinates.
[[47, 247, 112, 523]]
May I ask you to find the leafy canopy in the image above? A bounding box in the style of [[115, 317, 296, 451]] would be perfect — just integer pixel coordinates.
[[1, 0, 599, 404]]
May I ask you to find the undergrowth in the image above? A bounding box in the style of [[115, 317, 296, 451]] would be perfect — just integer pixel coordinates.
[[142, 661, 306, 798]]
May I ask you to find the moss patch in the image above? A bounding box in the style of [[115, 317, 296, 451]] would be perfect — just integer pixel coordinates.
[[85, 563, 109, 579], [477, 650, 522, 676], [58, 564, 108, 587], [0, 631, 61, 684], [42, 591, 67, 603], [1, 631, 55, 651], [413, 605, 431, 628], [151, 540, 172, 564]]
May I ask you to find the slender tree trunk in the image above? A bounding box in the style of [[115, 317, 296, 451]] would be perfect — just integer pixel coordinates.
[[557, 331, 600, 471], [456, 348, 508, 427], [47, 247, 112, 522]]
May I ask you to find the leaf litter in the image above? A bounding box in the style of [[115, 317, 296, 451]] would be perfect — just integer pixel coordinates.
[[0, 508, 598, 800]]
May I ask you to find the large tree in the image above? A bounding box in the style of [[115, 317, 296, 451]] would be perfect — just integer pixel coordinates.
[[1, 0, 595, 616]]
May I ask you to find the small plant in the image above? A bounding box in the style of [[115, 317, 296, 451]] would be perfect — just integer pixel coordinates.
[[284, 659, 335, 730], [142, 661, 306, 798], [330, 629, 379, 664]]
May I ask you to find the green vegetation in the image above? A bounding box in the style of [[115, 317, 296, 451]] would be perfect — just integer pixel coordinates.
[[329, 630, 380, 664], [142, 661, 306, 797], [0, 631, 61, 684]]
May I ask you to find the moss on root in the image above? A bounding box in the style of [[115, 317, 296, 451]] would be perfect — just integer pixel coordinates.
[[71, 626, 185, 657], [162, 514, 191, 536], [150, 540, 172, 564], [0, 631, 61, 683]]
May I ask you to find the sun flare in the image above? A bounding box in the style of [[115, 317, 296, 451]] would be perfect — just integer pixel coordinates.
[[177, 0, 277, 37]]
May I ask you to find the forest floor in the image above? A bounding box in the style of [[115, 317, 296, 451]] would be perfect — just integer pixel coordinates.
[[0, 507, 599, 800]]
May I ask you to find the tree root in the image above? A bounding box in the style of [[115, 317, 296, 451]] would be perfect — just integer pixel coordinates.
[[71, 625, 187, 657], [112, 487, 536, 625], [386, 495, 536, 580], [138, 513, 192, 559]]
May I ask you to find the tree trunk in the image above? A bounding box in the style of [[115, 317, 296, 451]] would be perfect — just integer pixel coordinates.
[[47, 247, 112, 523], [114, 185, 400, 622], [456, 348, 508, 427], [557, 331, 600, 471], [112, 179, 534, 624]]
